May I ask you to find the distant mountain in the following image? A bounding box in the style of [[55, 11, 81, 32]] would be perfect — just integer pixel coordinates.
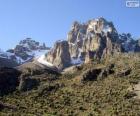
[[118, 33, 140, 52], [0, 38, 50, 67], [44, 17, 140, 70]]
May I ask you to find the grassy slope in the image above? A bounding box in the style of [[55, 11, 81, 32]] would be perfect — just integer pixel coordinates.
[[0, 53, 140, 116]]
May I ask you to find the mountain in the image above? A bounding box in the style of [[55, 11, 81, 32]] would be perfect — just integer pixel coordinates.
[[119, 33, 140, 52], [0, 38, 50, 67], [44, 17, 140, 70]]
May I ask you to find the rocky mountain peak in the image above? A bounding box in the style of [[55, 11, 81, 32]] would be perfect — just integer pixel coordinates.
[[3, 38, 50, 65], [18, 38, 47, 51], [68, 17, 118, 45], [45, 17, 123, 70], [87, 17, 116, 34], [119, 33, 139, 52], [43, 18, 140, 70]]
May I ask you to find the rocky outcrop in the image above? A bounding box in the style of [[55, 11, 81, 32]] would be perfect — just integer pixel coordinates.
[[81, 68, 102, 82], [115, 68, 131, 77], [46, 41, 71, 70], [98, 64, 115, 79], [18, 73, 39, 91], [81, 64, 115, 82]]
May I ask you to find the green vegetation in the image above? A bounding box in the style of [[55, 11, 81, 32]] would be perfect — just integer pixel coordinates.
[[0, 53, 140, 116]]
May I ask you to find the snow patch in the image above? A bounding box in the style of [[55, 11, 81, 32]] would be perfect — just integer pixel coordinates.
[[27, 50, 49, 58], [71, 57, 83, 65], [37, 54, 54, 67], [69, 43, 75, 46], [103, 25, 112, 33]]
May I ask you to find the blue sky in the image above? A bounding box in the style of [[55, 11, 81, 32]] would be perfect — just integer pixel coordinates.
[[0, 0, 140, 50]]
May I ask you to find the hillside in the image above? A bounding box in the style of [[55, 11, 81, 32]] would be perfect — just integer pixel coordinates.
[[0, 53, 140, 116]]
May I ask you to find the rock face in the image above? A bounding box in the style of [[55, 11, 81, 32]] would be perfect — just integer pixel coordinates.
[[46, 41, 71, 69]]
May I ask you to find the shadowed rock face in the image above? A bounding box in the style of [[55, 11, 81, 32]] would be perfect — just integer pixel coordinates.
[[0, 67, 21, 96]]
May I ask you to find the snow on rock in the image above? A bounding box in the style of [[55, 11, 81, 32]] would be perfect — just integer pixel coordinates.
[[119, 33, 137, 52], [37, 54, 54, 67], [27, 50, 49, 58], [5, 38, 51, 64], [71, 57, 83, 65], [103, 25, 112, 33]]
